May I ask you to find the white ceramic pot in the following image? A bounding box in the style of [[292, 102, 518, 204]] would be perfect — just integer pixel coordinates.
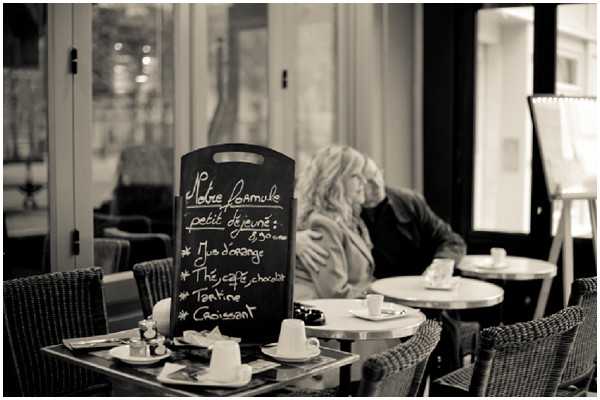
[[152, 297, 171, 336]]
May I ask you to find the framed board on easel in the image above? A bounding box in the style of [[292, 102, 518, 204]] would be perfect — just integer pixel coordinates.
[[169, 144, 296, 344], [528, 95, 597, 316]]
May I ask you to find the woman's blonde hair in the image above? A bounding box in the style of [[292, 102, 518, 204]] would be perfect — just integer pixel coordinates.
[[296, 145, 366, 228]]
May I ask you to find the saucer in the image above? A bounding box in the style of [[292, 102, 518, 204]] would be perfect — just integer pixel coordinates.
[[349, 307, 407, 321], [424, 276, 461, 291], [109, 345, 171, 365], [261, 344, 320, 363], [193, 367, 252, 388], [157, 363, 252, 388]]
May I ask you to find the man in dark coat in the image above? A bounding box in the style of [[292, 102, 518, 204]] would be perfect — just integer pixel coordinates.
[[296, 157, 466, 277]]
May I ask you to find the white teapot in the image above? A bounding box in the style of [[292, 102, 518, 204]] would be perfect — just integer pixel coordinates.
[[152, 297, 171, 336]]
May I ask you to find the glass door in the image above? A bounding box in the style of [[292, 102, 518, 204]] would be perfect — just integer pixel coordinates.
[[3, 4, 50, 278], [552, 4, 597, 239], [289, 4, 338, 173], [91, 4, 176, 273], [202, 4, 340, 172], [473, 6, 534, 235], [205, 4, 269, 146]]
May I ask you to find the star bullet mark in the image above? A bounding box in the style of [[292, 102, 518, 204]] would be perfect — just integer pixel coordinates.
[[178, 311, 189, 321], [178, 291, 190, 301], [180, 270, 190, 281], [181, 246, 191, 257]]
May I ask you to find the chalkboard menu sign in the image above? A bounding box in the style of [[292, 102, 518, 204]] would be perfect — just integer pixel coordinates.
[[170, 144, 296, 343]]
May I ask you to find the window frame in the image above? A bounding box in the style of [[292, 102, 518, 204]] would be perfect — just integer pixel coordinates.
[[60, 3, 357, 326], [47, 4, 94, 271], [423, 3, 595, 318], [424, 4, 558, 253]]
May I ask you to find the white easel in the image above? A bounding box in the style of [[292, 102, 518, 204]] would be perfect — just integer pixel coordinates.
[[535, 192, 597, 318], [528, 95, 598, 318]]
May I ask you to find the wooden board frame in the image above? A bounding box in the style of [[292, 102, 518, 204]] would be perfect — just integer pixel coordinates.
[[169, 144, 296, 344]]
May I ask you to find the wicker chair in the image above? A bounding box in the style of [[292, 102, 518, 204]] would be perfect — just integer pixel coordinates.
[[93, 212, 152, 237], [42, 237, 131, 274], [440, 311, 480, 371], [94, 238, 130, 274], [358, 319, 442, 396], [272, 319, 442, 397], [558, 277, 597, 396], [3, 268, 110, 396], [104, 227, 172, 272], [132, 258, 173, 317], [111, 145, 174, 235], [431, 306, 585, 397]]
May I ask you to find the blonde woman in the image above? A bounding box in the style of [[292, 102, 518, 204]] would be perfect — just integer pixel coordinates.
[[294, 145, 375, 300]]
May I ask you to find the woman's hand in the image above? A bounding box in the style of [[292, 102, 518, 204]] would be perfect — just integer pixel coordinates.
[[296, 229, 329, 272]]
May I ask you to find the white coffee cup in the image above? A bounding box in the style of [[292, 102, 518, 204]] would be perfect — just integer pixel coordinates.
[[366, 294, 384, 316], [207, 340, 252, 383], [491, 248, 507, 267], [276, 319, 320, 358]]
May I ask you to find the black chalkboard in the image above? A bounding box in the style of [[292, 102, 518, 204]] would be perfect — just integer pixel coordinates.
[[170, 144, 296, 343]]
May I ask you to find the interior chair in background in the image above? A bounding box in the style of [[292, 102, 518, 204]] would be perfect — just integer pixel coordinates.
[[3, 268, 110, 396], [94, 238, 130, 274], [132, 257, 173, 317], [5, 211, 48, 277], [41, 236, 132, 274], [3, 212, 10, 279], [274, 320, 442, 397], [110, 145, 174, 235], [431, 306, 585, 397], [93, 212, 152, 237], [558, 277, 597, 396], [103, 227, 172, 272], [440, 311, 480, 370]]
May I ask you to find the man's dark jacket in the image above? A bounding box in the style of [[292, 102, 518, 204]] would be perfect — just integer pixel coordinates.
[[361, 187, 466, 279]]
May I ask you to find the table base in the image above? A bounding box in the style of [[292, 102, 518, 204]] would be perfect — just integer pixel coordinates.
[[338, 340, 353, 396]]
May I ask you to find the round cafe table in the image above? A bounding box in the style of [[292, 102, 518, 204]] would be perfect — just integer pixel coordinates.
[[458, 255, 557, 319], [370, 276, 503, 383], [299, 298, 426, 395], [370, 276, 504, 310]]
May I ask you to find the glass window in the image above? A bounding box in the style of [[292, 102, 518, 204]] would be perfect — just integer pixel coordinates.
[[206, 4, 269, 146], [473, 7, 534, 233], [293, 4, 338, 172], [3, 4, 49, 278], [91, 4, 175, 272], [557, 56, 578, 86], [552, 4, 597, 238]]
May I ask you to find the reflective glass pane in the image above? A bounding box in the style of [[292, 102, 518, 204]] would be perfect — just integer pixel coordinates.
[[293, 4, 337, 172], [473, 7, 534, 233], [553, 4, 597, 238], [92, 4, 175, 273], [3, 4, 49, 278], [207, 4, 269, 146]]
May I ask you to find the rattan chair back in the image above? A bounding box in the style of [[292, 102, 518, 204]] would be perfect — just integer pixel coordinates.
[[469, 306, 585, 396], [104, 228, 172, 271], [357, 319, 441, 396], [94, 238, 130, 274], [132, 257, 173, 317], [3, 268, 109, 396], [562, 277, 597, 387]]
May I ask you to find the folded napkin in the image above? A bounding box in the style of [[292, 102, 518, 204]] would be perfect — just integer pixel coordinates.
[[180, 327, 241, 348], [63, 328, 139, 351], [157, 362, 189, 385], [157, 359, 279, 386]]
